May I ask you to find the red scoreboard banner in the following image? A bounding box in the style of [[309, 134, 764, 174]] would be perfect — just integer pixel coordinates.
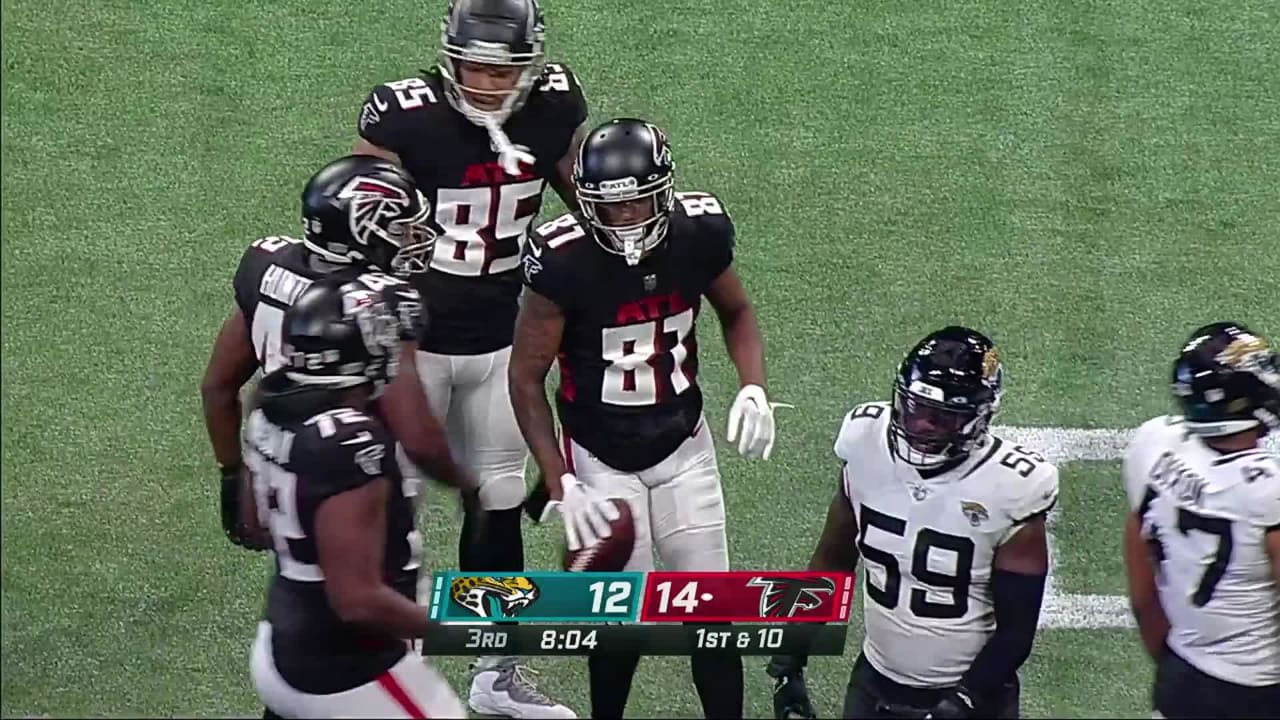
[[639, 571, 856, 623]]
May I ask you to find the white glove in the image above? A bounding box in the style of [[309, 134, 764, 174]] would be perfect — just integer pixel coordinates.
[[484, 118, 537, 176], [538, 473, 620, 552], [727, 384, 777, 460]]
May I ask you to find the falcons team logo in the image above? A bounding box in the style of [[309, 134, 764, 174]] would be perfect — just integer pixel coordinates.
[[337, 176, 411, 246], [746, 576, 836, 618]]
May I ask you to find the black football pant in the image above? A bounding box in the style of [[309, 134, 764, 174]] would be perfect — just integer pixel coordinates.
[[841, 653, 1020, 719], [1153, 648, 1280, 719]]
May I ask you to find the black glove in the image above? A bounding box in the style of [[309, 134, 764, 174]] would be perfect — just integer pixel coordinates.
[[923, 686, 976, 719], [220, 463, 246, 546], [221, 463, 269, 551], [766, 656, 816, 720], [523, 478, 551, 522]]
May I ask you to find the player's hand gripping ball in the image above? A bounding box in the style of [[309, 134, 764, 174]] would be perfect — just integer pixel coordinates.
[[562, 497, 635, 572]]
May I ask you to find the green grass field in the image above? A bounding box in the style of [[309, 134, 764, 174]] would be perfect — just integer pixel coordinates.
[[3, 0, 1278, 716]]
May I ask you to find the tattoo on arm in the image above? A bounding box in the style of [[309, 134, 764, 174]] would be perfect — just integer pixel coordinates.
[[509, 289, 568, 488], [706, 266, 766, 389]]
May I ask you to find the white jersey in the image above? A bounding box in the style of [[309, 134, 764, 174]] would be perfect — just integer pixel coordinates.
[[834, 401, 1059, 687], [1123, 415, 1280, 687]]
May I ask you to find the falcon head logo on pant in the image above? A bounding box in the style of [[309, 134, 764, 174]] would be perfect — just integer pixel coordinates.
[[746, 576, 836, 618], [449, 576, 541, 619]]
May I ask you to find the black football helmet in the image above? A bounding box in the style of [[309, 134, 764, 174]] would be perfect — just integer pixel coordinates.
[[301, 155, 437, 276], [889, 326, 1004, 467], [1172, 322, 1280, 438], [574, 118, 676, 266], [438, 0, 546, 127], [280, 276, 406, 393]]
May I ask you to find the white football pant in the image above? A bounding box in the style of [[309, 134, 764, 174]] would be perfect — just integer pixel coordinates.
[[411, 345, 528, 511], [251, 622, 467, 718], [564, 415, 729, 572]]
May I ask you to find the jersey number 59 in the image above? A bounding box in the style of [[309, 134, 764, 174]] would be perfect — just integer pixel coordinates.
[[858, 505, 976, 619]]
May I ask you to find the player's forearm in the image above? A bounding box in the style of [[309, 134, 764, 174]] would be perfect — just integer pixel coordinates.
[[961, 569, 1046, 699], [331, 583, 435, 640], [510, 377, 568, 489], [720, 306, 766, 389], [201, 386, 244, 468]]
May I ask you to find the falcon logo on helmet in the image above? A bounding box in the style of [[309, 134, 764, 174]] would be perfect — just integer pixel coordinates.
[[338, 177, 414, 248]]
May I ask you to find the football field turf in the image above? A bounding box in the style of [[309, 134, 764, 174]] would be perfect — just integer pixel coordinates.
[[2, 0, 1277, 716]]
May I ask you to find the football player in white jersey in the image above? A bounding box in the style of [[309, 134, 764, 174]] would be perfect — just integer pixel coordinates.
[[766, 326, 1058, 719], [1122, 322, 1280, 719]]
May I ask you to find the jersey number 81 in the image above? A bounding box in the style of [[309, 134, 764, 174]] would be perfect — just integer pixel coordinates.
[[600, 308, 695, 406]]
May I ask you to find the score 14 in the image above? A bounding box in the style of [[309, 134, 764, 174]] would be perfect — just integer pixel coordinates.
[[654, 580, 703, 613]]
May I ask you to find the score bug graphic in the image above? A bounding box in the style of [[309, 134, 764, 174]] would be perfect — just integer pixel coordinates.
[[640, 571, 855, 623], [431, 572, 644, 623]]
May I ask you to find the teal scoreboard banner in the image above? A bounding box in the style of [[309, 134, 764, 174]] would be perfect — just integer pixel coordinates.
[[430, 571, 644, 623]]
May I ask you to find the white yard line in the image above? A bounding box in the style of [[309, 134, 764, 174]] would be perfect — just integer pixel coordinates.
[[993, 425, 1279, 629]]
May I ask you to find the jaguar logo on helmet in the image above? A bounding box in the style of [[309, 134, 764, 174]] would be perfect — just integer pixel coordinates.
[[337, 176, 412, 248], [981, 347, 1002, 387], [1217, 334, 1270, 372]]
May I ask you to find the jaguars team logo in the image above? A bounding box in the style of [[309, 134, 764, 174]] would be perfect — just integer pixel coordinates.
[[449, 576, 541, 619], [960, 501, 989, 527], [1216, 334, 1270, 373]]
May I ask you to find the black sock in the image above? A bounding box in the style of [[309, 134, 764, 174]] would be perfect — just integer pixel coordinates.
[[459, 506, 524, 572], [262, 709, 283, 720], [691, 648, 744, 718], [589, 654, 642, 719]]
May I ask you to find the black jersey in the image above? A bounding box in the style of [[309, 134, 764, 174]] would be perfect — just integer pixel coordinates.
[[232, 236, 421, 373], [357, 64, 588, 355], [522, 192, 736, 471], [245, 375, 421, 693]]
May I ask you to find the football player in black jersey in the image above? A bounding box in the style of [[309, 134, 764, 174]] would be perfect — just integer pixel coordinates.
[[509, 118, 778, 720], [352, 1, 584, 715], [246, 276, 467, 718], [200, 155, 476, 554]]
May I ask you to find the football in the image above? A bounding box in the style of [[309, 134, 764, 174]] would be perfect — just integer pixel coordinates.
[[562, 498, 636, 572]]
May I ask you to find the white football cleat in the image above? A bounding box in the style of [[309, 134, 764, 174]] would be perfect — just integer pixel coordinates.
[[468, 657, 576, 719]]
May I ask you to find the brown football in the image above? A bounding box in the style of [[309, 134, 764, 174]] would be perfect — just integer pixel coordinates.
[[562, 498, 636, 572]]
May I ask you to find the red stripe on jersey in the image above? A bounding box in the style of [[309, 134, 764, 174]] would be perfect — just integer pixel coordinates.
[[376, 669, 429, 718], [557, 352, 576, 401]]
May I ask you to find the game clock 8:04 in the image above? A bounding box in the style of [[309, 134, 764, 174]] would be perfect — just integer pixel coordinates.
[[540, 628, 598, 651]]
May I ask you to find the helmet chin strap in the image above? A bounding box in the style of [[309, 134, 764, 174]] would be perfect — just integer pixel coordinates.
[[482, 115, 535, 176], [615, 227, 646, 266]]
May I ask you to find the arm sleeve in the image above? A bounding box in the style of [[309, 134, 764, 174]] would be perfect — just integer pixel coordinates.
[[232, 246, 262, 321], [999, 465, 1059, 545], [533, 63, 589, 172], [293, 416, 394, 504], [519, 238, 573, 309], [1250, 460, 1280, 530], [1123, 418, 1163, 511], [357, 83, 418, 153]]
